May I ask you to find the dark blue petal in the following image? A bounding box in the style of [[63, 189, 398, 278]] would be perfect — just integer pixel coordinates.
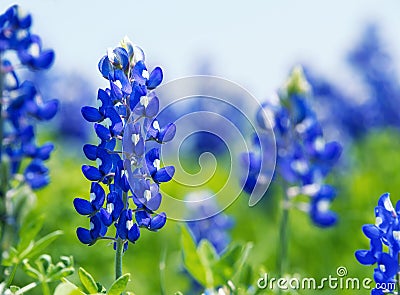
[[362, 224, 381, 240], [147, 67, 163, 90], [99, 208, 113, 227], [105, 106, 123, 135], [32, 50, 55, 70], [159, 123, 176, 143], [154, 166, 175, 183], [91, 182, 105, 210], [82, 165, 102, 181], [323, 141, 342, 162], [133, 60, 148, 85], [144, 95, 159, 118], [94, 124, 111, 141], [98, 56, 113, 78], [145, 148, 159, 176], [73, 198, 94, 215], [36, 143, 54, 160], [150, 212, 167, 231], [127, 223, 140, 243], [83, 144, 98, 161], [24, 160, 49, 189], [97, 148, 112, 175], [112, 47, 129, 70], [116, 209, 128, 239], [355, 250, 376, 265], [76, 227, 93, 245], [82, 106, 103, 122], [135, 210, 151, 228], [147, 193, 162, 211], [37, 99, 58, 120]]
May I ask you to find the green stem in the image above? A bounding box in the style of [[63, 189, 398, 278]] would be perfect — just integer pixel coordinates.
[[15, 282, 38, 295], [115, 191, 128, 280], [5, 263, 18, 288], [277, 187, 290, 279], [115, 238, 124, 280], [41, 281, 51, 295]]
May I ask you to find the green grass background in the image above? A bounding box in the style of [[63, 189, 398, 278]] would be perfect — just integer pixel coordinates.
[[11, 128, 400, 294]]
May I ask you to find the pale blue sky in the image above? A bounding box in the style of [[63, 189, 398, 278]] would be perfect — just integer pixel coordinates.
[[2, 0, 400, 100]]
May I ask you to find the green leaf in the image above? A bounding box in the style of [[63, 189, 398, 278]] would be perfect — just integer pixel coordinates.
[[54, 281, 85, 295], [22, 259, 41, 280], [107, 273, 130, 295], [20, 230, 63, 260], [78, 267, 98, 294], [17, 214, 44, 252], [1, 246, 19, 266], [213, 242, 253, 286], [180, 226, 206, 286], [197, 240, 219, 288]]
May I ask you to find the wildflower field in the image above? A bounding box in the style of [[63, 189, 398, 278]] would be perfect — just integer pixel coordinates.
[[1, 1, 400, 295]]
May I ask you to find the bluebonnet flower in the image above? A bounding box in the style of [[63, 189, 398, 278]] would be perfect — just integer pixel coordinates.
[[0, 5, 58, 191], [242, 67, 342, 227], [73, 36, 176, 250], [185, 191, 234, 255], [355, 193, 400, 295]]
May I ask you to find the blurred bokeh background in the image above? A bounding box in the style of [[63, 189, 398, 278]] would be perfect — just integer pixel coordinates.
[[2, 0, 400, 294]]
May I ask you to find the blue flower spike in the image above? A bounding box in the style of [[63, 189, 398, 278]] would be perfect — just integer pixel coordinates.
[[242, 66, 342, 227], [356, 193, 400, 294], [73, 37, 175, 251], [1, 5, 58, 191]]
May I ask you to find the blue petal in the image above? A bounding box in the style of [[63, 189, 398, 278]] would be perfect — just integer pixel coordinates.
[[154, 166, 175, 183], [99, 208, 113, 227], [82, 165, 102, 181], [76, 227, 93, 245], [105, 106, 123, 135], [311, 209, 337, 227], [73, 198, 94, 215], [145, 148, 159, 176], [91, 182, 105, 210], [94, 124, 111, 141], [355, 250, 376, 265], [135, 210, 151, 228], [159, 123, 176, 143], [113, 47, 129, 70], [147, 67, 163, 90], [147, 193, 162, 211], [323, 141, 342, 162], [32, 49, 55, 70], [97, 148, 112, 175], [83, 144, 98, 161], [150, 212, 167, 231], [37, 99, 58, 120], [36, 143, 54, 160], [98, 56, 113, 78], [116, 209, 128, 239], [362, 224, 381, 240], [133, 60, 148, 84], [144, 95, 159, 118], [127, 223, 140, 243], [82, 106, 103, 122]]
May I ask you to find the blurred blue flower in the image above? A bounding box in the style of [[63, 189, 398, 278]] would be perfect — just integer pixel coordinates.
[[243, 67, 341, 227], [73, 37, 175, 250], [185, 191, 234, 255], [355, 193, 400, 294], [1, 5, 58, 191], [305, 24, 400, 143]]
